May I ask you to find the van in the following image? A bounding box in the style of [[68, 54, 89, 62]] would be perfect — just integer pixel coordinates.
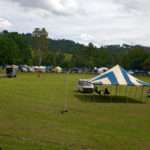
[[6, 65, 17, 78]]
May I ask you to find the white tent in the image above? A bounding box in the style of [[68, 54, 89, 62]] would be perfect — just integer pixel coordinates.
[[53, 66, 62, 73]]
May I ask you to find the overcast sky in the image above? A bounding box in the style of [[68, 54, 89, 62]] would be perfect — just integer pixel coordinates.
[[0, 0, 150, 46]]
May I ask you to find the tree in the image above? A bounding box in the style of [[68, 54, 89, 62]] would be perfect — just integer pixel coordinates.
[[96, 48, 112, 67], [32, 28, 48, 65], [143, 56, 150, 71], [0, 36, 19, 65], [123, 48, 148, 70]]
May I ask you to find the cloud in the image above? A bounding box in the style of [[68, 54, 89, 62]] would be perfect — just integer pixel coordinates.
[[7, 0, 79, 16], [1, 0, 150, 46], [0, 18, 12, 30], [79, 33, 95, 45], [114, 0, 150, 15]]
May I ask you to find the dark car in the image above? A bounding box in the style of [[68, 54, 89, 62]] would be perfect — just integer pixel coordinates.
[[6, 65, 17, 78]]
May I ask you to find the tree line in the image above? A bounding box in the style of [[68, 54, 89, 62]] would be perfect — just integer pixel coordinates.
[[0, 30, 150, 70]]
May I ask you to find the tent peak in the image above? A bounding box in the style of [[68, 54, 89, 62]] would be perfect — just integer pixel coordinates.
[[114, 64, 121, 68]]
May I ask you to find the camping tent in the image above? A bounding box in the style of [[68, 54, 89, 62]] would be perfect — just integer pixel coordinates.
[[89, 65, 150, 87], [53, 66, 62, 73]]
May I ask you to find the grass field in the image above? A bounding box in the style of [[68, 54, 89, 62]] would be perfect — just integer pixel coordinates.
[[0, 73, 150, 150]]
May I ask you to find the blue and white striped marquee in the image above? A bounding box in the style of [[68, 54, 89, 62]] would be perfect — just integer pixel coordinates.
[[89, 65, 150, 86]]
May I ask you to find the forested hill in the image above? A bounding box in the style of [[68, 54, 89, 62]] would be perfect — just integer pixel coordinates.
[[48, 39, 86, 54], [0, 31, 150, 70], [1, 31, 149, 54], [48, 39, 150, 54]]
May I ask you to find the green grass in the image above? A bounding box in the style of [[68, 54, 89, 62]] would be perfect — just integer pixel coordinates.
[[0, 73, 150, 150]]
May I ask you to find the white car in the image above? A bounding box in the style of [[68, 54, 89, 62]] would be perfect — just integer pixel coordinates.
[[33, 66, 46, 72], [77, 79, 94, 93], [128, 70, 134, 75]]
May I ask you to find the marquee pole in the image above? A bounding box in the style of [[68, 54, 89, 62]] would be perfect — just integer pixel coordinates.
[[110, 86, 113, 103], [141, 86, 144, 102], [146, 87, 149, 103], [115, 85, 118, 96], [63, 71, 69, 113], [135, 86, 138, 98], [125, 86, 128, 103]]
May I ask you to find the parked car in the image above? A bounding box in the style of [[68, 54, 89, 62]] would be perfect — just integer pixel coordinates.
[[128, 70, 134, 75], [45, 66, 53, 72], [33, 66, 46, 72], [134, 70, 147, 76], [6, 65, 17, 78], [147, 89, 150, 97], [70, 67, 82, 73], [77, 79, 94, 93], [94, 67, 108, 74], [19, 65, 29, 72]]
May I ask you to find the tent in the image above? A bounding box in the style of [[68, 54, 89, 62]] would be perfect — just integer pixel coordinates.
[[53, 66, 62, 73], [89, 65, 150, 87], [88, 65, 150, 101]]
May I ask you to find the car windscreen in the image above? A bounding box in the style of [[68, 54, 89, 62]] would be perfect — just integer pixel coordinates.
[[79, 81, 91, 86], [6, 68, 13, 73]]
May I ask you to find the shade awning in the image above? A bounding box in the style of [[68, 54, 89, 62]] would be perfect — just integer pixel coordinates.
[[89, 65, 150, 86]]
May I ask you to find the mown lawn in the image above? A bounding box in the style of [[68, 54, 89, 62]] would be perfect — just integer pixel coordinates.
[[0, 73, 150, 150]]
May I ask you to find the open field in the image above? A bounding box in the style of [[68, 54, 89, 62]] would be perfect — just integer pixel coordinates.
[[0, 73, 150, 150]]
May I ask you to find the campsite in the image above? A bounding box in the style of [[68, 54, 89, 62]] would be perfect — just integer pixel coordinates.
[[1, 0, 150, 149], [0, 71, 150, 150]]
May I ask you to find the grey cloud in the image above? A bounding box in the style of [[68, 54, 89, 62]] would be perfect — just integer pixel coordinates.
[[7, 0, 79, 16], [114, 0, 150, 15], [1, 0, 150, 46]]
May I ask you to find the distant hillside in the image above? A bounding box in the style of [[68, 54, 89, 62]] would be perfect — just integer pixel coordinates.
[[47, 38, 150, 54], [48, 39, 86, 54], [22, 33, 150, 54]]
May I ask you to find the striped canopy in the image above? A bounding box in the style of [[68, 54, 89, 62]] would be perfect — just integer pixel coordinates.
[[89, 65, 150, 86]]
